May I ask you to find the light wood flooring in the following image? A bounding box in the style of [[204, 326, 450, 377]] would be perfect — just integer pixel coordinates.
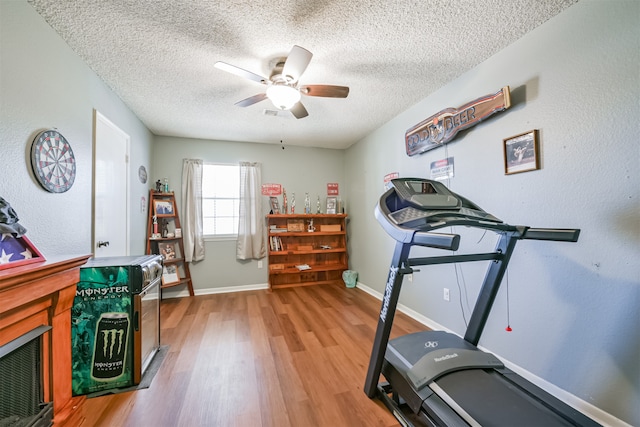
[[60, 284, 426, 427]]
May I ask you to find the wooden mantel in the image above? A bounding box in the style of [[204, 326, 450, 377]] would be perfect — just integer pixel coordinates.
[[0, 254, 91, 425]]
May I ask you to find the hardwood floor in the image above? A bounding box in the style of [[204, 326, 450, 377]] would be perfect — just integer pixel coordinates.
[[61, 284, 426, 427]]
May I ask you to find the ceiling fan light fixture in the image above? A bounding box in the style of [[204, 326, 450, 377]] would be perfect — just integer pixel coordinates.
[[266, 84, 301, 110]]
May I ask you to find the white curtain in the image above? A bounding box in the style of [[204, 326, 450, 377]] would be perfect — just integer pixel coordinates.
[[236, 162, 266, 260], [181, 159, 205, 262]]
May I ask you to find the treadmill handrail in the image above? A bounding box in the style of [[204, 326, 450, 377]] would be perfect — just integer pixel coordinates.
[[522, 228, 581, 242]]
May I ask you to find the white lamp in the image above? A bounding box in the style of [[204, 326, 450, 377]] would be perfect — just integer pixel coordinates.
[[266, 84, 301, 110]]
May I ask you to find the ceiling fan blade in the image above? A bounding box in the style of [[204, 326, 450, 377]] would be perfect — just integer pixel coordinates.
[[282, 46, 313, 82], [300, 85, 349, 98], [214, 61, 268, 85], [235, 93, 268, 107], [290, 102, 309, 119]]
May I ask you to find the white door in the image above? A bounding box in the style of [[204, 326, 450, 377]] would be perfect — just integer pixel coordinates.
[[93, 110, 130, 257]]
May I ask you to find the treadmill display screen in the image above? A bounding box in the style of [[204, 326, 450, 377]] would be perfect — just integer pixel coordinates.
[[407, 181, 437, 194], [392, 178, 461, 210]]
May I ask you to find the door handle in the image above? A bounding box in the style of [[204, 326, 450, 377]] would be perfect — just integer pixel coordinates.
[[97, 241, 110, 248]]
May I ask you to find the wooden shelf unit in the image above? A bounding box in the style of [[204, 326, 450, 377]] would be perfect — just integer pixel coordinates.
[[146, 191, 194, 296], [267, 214, 348, 290]]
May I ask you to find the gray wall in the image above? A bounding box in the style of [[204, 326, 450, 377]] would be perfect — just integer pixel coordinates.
[[152, 135, 345, 297], [345, 1, 639, 425], [0, 0, 153, 256]]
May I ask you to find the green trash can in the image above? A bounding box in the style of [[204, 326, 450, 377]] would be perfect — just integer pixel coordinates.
[[342, 270, 358, 288]]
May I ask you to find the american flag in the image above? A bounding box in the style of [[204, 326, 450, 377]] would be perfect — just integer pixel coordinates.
[[0, 233, 35, 265]]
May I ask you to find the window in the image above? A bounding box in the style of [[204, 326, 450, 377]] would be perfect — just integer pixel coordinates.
[[202, 163, 240, 237]]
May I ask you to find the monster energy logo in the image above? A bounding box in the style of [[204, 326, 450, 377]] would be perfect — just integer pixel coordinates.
[[91, 313, 129, 380], [100, 328, 126, 359]]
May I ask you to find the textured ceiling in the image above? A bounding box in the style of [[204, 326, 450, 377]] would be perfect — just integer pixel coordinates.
[[27, 0, 578, 149]]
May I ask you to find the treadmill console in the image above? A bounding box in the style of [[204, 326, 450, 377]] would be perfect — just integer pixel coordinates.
[[391, 179, 462, 210], [382, 178, 502, 230]]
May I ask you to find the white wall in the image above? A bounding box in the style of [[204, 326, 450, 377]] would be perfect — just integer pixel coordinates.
[[345, 1, 639, 425], [153, 135, 345, 297], [0, 0, 154, 257]]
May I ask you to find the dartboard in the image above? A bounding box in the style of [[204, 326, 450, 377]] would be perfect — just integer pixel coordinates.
[[31, 130, 76, 193]]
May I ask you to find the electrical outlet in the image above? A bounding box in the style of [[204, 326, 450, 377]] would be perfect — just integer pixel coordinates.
[[443, 288, 450, 301], [258, 260, 263, 269], [408, 273, 413, 283]]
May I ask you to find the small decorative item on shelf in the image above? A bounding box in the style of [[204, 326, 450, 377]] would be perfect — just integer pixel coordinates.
[[163, 178, 169, 192], [162, 265, 179, 285], [269, 196, 280, 214], [320, 223, 341, 232], [282, 189, 288, 214], [304, 193, 311, 214], [160, 242, 176, 260], [307, 219, 315, 232], [151, 215, 162, 239], [174, 228, 182, 238], [316, 196, 321, 213], [153, 199, 175, 216], [155, 180, 162, 192], [287, 219, 305, 232], [290, 192, 296, 213], [161, 219, 169, 237], [326, 197, 337, 214]]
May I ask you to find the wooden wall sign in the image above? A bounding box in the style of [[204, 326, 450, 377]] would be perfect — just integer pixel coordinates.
[[405, 86, 511, 156]]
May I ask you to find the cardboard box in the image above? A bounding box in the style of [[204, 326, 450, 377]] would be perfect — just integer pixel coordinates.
[[320, 224, 341, 232], [270, 264, 285, 271], [287, 219, 305, 232]]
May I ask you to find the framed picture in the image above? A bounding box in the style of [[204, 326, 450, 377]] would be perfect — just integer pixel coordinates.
[[326, 197, 337, 214], [503, 129, 540, 175], [0, 235, 45, 270], [162, 265, 180, 285], [159, 242, 177, 260], [269, 196, 280, 214], [153, 199, 175, 217]]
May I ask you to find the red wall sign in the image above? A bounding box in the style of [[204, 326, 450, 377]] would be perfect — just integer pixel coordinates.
[[327, 183, 339, 195], [261, 183, 282, 196], [383, 172, 399, 184]]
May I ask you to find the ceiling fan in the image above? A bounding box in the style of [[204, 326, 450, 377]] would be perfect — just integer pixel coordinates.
[[214, 45, 349, 119]]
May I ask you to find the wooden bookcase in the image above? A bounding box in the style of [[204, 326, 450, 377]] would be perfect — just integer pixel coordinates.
[[146, 190, 194, 296], [267, 214, 348, 290]]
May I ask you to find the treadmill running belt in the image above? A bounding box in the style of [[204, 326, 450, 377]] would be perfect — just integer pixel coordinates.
[[434, 369, 575, 427]]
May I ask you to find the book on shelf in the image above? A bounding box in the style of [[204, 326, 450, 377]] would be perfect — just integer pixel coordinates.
[[270, 235, 283, 251], [269, 225, 288, 233]]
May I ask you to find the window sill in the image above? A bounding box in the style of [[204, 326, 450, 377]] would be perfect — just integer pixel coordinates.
[[204, 235, 238, 242]]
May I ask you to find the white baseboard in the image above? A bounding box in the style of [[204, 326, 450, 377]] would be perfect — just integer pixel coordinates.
[[354, 281, 630, 427], [161, 283, 269, 299]]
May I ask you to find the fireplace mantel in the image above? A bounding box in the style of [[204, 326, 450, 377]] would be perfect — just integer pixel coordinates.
[[0, 254, 91, 425]]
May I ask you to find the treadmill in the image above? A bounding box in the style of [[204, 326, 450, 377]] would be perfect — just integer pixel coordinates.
[[363, 178, 601, 427]]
